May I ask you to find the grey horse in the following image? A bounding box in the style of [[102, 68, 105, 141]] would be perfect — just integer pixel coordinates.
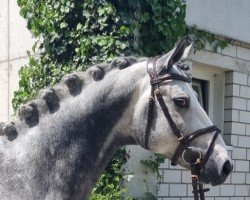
[[0, 39, 232, 200]]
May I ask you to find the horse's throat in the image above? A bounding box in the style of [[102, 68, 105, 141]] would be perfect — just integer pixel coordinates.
[[44, 94, 133, 199]]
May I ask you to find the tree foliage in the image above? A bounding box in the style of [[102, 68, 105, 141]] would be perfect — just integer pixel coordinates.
[[14, 0, 133, 110], [109, 0, 186, 56]]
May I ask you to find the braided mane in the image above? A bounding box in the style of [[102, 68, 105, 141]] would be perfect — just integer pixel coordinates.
[[0, 57, 139, 139]]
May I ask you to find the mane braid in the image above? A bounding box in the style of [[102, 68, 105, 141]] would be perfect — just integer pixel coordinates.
[[0, 56, 139, 139]]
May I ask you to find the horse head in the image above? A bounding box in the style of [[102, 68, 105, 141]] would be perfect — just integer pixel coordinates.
[[132, 37, 233, 186]]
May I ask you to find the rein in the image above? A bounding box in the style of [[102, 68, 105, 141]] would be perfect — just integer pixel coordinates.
[[145, 56, 221, 200]]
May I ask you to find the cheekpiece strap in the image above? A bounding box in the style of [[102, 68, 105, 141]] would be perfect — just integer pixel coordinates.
[[144, 56, 160, 149]]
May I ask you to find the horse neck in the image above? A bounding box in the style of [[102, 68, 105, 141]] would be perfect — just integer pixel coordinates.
[[0, 61, 147, 200]]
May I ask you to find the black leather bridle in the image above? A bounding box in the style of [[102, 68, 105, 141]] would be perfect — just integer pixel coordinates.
[[145, 56, 221, 200]]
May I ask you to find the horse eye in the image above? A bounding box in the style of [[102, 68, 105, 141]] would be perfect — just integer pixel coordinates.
[[173, 97, 189, 108]]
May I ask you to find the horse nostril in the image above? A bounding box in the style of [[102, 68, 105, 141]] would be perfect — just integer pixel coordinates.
[[222, 160, 233, 176]]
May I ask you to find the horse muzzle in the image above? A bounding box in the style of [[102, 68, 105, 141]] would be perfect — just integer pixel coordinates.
[[170, 126, 233, 186], [199, 154, 233, 186]]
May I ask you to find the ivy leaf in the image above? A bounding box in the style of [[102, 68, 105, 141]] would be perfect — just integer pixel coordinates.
[[76, 23, 82, 31], [98, 8, 106, 16], [60, 22, 67, 28], [141, 12, 150, 22], [82, 10, 91, 17]]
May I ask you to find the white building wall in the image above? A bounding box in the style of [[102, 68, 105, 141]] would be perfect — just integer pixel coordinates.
[[0, 0, 34, 122], [186, 0, 250, 44]]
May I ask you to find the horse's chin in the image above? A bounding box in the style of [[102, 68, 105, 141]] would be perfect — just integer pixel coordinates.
[[199, 171, 228, 186], [198, 166, 229, 186], [211, 174, 228, 186]]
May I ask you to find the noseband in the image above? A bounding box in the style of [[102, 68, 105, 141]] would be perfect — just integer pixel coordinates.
[[145, 57, 221, 200]]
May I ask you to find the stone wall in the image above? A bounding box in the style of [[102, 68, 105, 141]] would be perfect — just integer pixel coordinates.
[[0, 0, 34, 122]]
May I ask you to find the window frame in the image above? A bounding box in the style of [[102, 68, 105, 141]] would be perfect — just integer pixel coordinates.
[[192, 78, 206, 112], [191, 64, 225, 133]]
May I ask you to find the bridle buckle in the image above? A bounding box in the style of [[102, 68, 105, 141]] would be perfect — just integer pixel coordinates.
[[191, 174, 198, 180], [196, 158, 202, 164], [149, 96, 155, 101], [177, 135, 184, 141], [154, 88, 161, 95]]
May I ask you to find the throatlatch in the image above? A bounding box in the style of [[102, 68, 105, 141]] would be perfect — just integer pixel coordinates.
[[144, 54, 221, 200]]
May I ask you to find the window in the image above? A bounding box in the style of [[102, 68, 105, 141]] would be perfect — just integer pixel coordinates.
[[191, 64, 225, 132], [192, 78, 209, 113]]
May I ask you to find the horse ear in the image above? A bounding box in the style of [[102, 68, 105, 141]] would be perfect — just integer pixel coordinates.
[[168, 36, 193, 66], [178, 39, 193, 61], [156, 36, 193, 74]]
